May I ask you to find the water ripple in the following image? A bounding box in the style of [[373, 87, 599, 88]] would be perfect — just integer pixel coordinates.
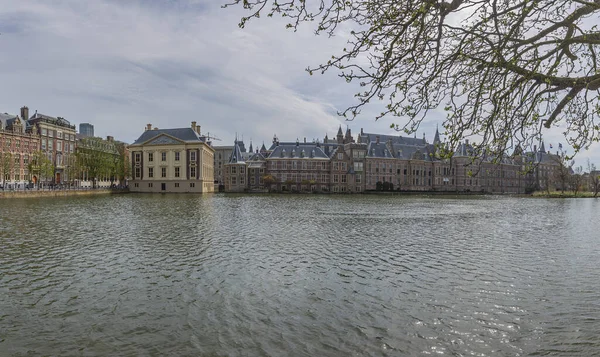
[[1, 195, 600, 356]]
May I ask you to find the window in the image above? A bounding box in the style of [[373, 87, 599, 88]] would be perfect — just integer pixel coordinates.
[[134, 183, 139, 188], [148, 167, 154, 178], [341, 175, 347, 183], [135, 153, 141, 162], [57, 141, 62, 152], [135, 167, 141, 178], [190, 151, 197, 161], [41, 128, 47, 136], [333, 174, 339, 183], [175, 167, 180, 178], [48, 140, 53, 150], [175, 183, 180, 188], [148, 153, 154, 162], [190, 182, 195, 188], [337, 153, 343, 160], [161, 152, 167, 161], [57, 132, 63, 139], [175, 152, 180, 161], [41, 139, 47, 150], [148, 183, 153, 188], [356, 175, 361, 183], [190, 167, 196, 178], [161, 167, 167, 178]]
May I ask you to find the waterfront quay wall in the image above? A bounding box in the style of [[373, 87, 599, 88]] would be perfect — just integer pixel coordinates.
[[0, 189, 126, 199]]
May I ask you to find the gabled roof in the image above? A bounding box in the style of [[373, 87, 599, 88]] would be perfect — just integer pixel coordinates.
[[268, 142, 329, 159], [0, 113, 17, 129], [132, 128, 207, 145], [360, 132, 427, 146], [366, 141, 394, 158], [228, 140, 245, 164]]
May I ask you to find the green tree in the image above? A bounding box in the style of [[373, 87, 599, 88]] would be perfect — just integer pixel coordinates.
[[0, 152, 13, 187], [28, 151, 53, 188], [227, 0, 600, 158]]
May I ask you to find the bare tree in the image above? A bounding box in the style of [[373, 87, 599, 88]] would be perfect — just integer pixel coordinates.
[[588, 159, 600, 197], [571, 166, 584, 196], [226, 0, 600, 158], [552, 150, 574, 194]]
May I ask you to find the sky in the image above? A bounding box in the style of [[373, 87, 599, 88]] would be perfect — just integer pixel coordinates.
[[0, 0, 598, 166]]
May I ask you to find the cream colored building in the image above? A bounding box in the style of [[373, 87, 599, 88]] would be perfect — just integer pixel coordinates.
[[129, 122, 214, 193]]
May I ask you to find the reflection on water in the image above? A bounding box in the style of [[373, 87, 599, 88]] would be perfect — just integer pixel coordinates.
[[1, 194, 600, 356]]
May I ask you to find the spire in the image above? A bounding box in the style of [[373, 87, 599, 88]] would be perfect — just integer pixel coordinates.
[[337, 125, 343, 136], [540, 141, 546, 153], [434, 125, 441, 145], [249, 140, 253, 153], [260, 142, 267, 153]]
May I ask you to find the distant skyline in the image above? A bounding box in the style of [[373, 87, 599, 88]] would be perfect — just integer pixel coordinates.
[[0, 0, 598, 166]]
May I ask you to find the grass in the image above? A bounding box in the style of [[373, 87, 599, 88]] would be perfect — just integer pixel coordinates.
[[531, 190, 599, 198]]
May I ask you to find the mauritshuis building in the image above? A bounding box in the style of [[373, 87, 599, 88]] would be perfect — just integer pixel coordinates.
[[221, 126, 557, 194]]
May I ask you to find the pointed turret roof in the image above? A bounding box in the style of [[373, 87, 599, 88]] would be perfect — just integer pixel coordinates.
[[434, 126, 441, 145], [540, 141, 546, 153]]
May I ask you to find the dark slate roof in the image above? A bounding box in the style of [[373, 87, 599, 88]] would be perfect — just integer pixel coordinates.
[[360, 132, 427, 146], [132, 128, 207, 145], [268, 143, 329, 159], [0, 113, 17, 129], [366, 141, 395, 158], [228, 140, 245, 164], [391, 143, 436, 161]]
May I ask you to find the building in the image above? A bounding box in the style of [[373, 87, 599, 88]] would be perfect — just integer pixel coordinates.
[[79, 123, 94, 138], [213, 145, 234, 191], [26, 108, 78, 184], [128, 122, 215, 193], [0, 108, 40, 188], [221, 126, 533, 194]]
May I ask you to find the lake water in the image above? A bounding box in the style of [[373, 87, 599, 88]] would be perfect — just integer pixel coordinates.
[[1, 194, 600, 356]]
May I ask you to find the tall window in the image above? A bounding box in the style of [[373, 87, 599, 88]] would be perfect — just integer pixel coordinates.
[[175, 167, 180, 178], [148, 152, 154, 162], [190, 167, 196, 178], [175, 152, 180, 161], [161, 152, 167, 161], [337, 153, 343, 160], [161, 167, 167, 178], [190, 151, 197, 161], [135, 153, 141, 162], [135, 167, 141, 178], [148, 167, 154, 178]]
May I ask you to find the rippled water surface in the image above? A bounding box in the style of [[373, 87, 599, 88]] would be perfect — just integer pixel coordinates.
[[1, 194, 600, 356]]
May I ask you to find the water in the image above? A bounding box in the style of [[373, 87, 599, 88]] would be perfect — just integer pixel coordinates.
[[1, 194, 600, 356]]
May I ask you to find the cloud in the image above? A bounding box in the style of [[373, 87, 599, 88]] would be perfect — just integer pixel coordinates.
[[0, 0, 598, 165]]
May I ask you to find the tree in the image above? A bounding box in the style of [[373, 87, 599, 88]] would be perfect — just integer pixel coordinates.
[[262, 174, 276, 192], [227, 0, 600, 158], [571, 166, 584, 196], [552, 150, 574, 193], [0, 152, 13, 187], [28, 151, 53, 188], [588, 159, 600, 197]]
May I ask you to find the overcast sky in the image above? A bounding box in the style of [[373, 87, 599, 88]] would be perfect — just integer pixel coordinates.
[[1, 0, 598, 166]]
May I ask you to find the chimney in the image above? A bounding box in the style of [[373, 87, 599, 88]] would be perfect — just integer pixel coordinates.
[[154, 127, 158, 130], [20, 106, 29, 120], [376, 135, 380, 144], [106, 136, 114, 142], [360, 128, 364, 135], [534, 145, 537, 152], [304, 137, 306, 143], [196, 125, 201, 134], [191, 121, 197, 131], [146, 123, 152, 131]]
